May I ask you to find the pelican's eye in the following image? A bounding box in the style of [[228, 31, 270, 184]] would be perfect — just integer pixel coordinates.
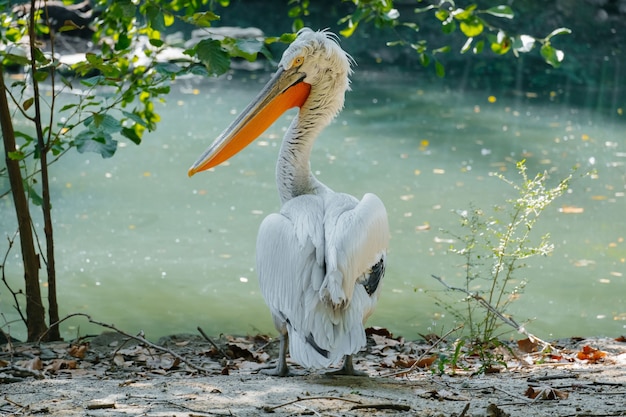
[[292, 56, 304, 68]]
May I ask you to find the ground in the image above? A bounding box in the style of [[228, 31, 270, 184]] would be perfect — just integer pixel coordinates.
[[1, 330, 625, 417]]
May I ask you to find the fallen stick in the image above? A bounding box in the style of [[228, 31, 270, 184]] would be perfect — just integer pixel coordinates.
[[197, 326, 231, 359], [263, 395, 362, 412], [38, 313, 213, 374], [351, 403, 411, 411]]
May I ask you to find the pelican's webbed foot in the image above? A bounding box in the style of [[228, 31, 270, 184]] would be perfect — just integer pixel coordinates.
[[259, 332, 302, 377], [260, 361, 292, 377], [326, 355, 368, 377]]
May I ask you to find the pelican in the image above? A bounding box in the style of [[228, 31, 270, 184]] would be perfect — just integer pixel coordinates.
[[188, 28, 389, 376]]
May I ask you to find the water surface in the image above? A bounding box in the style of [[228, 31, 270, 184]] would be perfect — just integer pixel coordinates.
[[1, 69, 625, 341]]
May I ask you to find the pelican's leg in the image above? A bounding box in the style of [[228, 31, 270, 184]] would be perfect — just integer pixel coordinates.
[[326, 355, 368, 377], [261, 332, 291, 377]]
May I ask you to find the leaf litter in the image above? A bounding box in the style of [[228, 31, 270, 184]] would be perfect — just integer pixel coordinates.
[[1, 327, 625, 416]]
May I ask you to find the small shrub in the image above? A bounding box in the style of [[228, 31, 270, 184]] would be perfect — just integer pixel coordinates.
[[432, 160, 573, 371]]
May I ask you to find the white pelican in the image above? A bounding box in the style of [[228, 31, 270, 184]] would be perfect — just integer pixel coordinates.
[[188, 28, 389, 376]]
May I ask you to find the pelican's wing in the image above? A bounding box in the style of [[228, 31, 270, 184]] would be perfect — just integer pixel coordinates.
[[256, 195, 332, 367], [304, 192, 389, 362], [320, 192, 390, 309], [257, 192, 389, 369]]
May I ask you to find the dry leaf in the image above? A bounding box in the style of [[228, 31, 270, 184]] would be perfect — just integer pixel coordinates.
[[113, 354, 129, 367], [415, 355, 437, 369], [27, 357, 43, 371], [68, 343, 88, 359], [366, 326, 395, 338], [576, 345, 607, 363], [525, 386, 569, 400], [47, 359, 78, 372], [517, 338, 538, 353], [615, 335, 626, 343]]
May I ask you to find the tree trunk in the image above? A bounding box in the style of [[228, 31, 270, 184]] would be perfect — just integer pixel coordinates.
[[28, 0, 60, 341], [0, 66, 48, 342]]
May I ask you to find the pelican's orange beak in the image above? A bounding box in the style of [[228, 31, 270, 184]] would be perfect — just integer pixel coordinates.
[[188, 67, 311, 177]]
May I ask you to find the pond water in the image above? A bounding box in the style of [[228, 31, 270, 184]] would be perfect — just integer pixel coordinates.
[[1, 67, 625, 342]]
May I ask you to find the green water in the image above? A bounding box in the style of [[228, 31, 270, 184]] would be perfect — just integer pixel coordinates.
[[1, 69, 625, 342]]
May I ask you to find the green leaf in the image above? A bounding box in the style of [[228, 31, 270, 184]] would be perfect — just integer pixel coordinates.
[[460, 16, 484, 37], [441, 18, 456, 34], [149, 38, 164, 48], [461, 37, 473, 54], [34, 70, 49, 82], [187, 11, 219, 27], [288, 5, 301, 18], [59, 103, 78, 112], [513, 35, 535, 53], [121, 126, 142, 145], [154, 62, 182, 76], [14, 130, 36, 144], [115, 34, 132, 51], [435, 60, 445, 78], [415, 5, 435, 13], [91, 113, 122, 134], [23, 97, 34, 111], [74, 130, 118, 158], [122, 110, 149, 127], [340, 20, 359, 38], [145, 5, 166, 32], [32, 48, 50, 64], [485, 5, 514, 19], [292, 18, 304, 32], [490, 31, 511, 55], [2, 53, 30, 66], [8, 150, 25, 161], [195, 39, 230, 76], [419, 53, 430, 67], [473, 39, 485, 54], [232, 38, 264, 61], [540, 43, 565, 68], [435, 9, 450, 21], [453, 5, 477, 21], [23, 181, 43, 206], [59, 20, 82, 32], [80, 75, 105, 87], [5, 27, 22, 42], [545, 27, 572, 40]]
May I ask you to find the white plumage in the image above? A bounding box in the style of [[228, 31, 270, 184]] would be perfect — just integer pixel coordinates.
[[189, 28, 390, 376]]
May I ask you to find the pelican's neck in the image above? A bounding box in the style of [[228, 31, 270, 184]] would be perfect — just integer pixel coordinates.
[[277, 106, 333, 204]]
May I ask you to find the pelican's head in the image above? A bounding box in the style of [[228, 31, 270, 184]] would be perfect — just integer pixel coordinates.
[[188, 28, 353, 176]]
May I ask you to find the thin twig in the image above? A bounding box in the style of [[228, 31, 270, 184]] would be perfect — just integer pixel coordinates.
[[38, 313, 212, 374], [197, 326, 231, 359], [351, 403, 411, 411], [381, 324, 463, 377], [0, 231, 27, 326], [263, 395, 362, 412], [431, 275, 555, 352]]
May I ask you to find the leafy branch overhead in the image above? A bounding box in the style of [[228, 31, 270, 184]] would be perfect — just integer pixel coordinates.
[[337, 0, 571, 75]]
